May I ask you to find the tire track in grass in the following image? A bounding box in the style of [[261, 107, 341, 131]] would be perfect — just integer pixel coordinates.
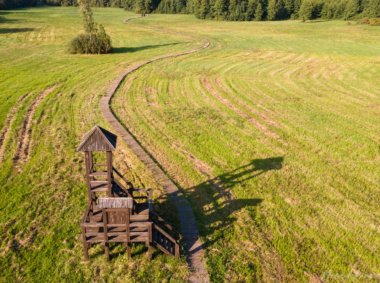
[[14, 86, 56, 168], [123, 16, 143, 24], [202, 77, 282, 141], [215, 77, 280, 127], [100, 42, 210, 283], [0, 93, 29, 162]]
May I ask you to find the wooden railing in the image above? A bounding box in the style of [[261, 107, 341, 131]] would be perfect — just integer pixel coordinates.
[[152, 223, 180, 258], [112, 167, 133, 189], [81, 200, 94, 224]]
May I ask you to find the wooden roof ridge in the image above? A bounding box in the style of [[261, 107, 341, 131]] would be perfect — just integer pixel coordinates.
[[77, 125, 117, 152]]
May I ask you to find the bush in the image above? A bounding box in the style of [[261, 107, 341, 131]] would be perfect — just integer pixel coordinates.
[[69, 0, 112, 54], [69, 26, 112, 54], [358, 17, 380, 26]]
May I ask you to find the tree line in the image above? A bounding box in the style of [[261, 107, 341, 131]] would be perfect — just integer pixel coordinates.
[[1, 0, 379, 21]]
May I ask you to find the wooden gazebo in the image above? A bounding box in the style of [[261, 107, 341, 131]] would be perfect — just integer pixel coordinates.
[[77, 125, 180, 261], [77, 125, 116, 201]]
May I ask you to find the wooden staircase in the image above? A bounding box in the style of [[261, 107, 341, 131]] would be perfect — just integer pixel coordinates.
[[81, 167, 181, 259], [150, 211, 181, 257], [152, 223, 180, 257]]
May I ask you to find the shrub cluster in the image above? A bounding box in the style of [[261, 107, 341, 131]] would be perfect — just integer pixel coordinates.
[[69, 0, 112, 54], [359, 17, 380, 26], [69, 25, 112, 54]]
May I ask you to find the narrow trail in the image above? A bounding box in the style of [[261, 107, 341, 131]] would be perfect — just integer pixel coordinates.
[[123, 16, 143, 24], [100, 42, 210, 282], [14, 86, 56, 168], [0, 93, 29, 162]]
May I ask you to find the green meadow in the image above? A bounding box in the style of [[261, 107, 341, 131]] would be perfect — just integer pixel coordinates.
[[1, 6, 379, 282]]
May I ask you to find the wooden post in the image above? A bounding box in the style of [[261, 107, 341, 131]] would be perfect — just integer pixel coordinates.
[[81, 226, 89, 261], [84, 151, 92, 202], [175, 243, 180, 258], [103, 208, 109, 260], [126, 208, 131, 258], [89, 151, 93, 173], [148, 189, 152, 211], [147, 222, 152, 260], [106, 151, 113, 197]]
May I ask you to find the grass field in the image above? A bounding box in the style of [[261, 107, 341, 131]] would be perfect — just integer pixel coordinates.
[[1, 6, 380, 282]]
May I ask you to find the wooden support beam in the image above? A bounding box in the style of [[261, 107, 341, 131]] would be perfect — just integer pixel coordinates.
[[103, 208, 110, 260], [81, 226, 89, 261], [89, 151, 93, 173], [106, 151, 113, 197], [147, 222, 152, 260], [84, 151, 92, 202]]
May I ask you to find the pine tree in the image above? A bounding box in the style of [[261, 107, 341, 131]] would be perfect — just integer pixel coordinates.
[[228, 0, 238, 20], [187, 0, 195, 13], [145, 0, 152, 13], [78, 0, 96, 33], [36, 0, 372, 22], [283, 0, 294, 17], [97, 24, 112, 52], [292, 0, 302, 18], [199, 0, 210, 18], [299, 0, 313, 21], [246, 0, 257, 20], [344, 0, 360, 19], [135, 0, 150, 15], [254, 1, 264, 20], [267, 0, 277, 20], [276, 0, 287, 19], [214, 0, 228, 19]]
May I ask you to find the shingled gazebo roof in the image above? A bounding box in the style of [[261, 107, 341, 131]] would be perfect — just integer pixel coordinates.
[[77, 125, 117, 152]]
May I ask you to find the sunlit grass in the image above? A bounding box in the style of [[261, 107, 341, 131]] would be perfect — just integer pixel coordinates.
[[0, 6, 379, 282], [0, 7, 190, 282], [112, 15, 380, 282]]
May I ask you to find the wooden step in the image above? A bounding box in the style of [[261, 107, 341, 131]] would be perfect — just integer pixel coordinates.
[[90, 181, 108, 192], [90, 185, 108, 193], [83, 222, 103, 228], [130, 215, 149, 221], [90, 180, 108, 186], [89, 171, 108, 177], [129, 222, 151, 228], [107, 232, 128, 237], [85, 232, 104, 237], [86, 235, 106, 243], [154, 242, 174, 255], [134, 203, 149, 215], [130, 227, 149, 232], [130, 234, 148, 242]]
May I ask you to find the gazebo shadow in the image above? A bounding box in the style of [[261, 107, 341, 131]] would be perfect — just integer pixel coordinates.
[[184, 156, 284, 249]]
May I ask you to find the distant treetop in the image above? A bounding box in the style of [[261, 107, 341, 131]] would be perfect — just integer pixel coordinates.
[[1, 0, 379, 22]]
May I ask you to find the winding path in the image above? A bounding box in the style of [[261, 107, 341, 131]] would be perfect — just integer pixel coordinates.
[[99, 42, 210, 282]]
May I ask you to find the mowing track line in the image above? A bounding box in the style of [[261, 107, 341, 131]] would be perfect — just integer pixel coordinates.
[[100, 42, 210, 283], [0, 93, 29, 162], [14, 86, 56, 168]]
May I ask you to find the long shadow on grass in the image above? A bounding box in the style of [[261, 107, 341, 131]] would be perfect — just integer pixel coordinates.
[[0, 11, 24, 23], [112, 42, 181, 54], [185, 156, 284, 250], [0, 27, 34, 34]]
